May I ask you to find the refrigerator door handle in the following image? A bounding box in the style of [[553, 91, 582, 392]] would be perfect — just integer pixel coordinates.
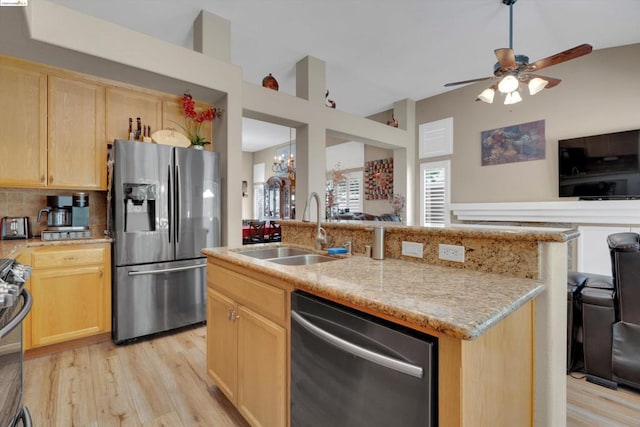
[[176, 164, 181, 242], [127, 264, 206, 276], [168, 163, 173, 243]]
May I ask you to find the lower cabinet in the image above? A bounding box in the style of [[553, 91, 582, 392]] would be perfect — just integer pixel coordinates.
[[26, 243, 111, 349], [206, 261, 288, 427]]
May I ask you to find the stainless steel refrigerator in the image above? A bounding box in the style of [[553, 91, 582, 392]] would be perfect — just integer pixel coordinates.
[[110, 139, 220, 343]]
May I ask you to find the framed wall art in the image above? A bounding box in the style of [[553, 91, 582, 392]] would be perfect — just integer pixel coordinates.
[[365, 157, 393, 200], [481, 119, 545, 166]]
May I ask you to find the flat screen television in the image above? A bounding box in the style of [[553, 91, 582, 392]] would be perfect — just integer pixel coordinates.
[[558, 129, 640, 199]]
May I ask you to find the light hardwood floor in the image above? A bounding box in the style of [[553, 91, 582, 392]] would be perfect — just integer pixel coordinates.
[[24, 326, 640, 426], [23, 326, 248, 427]]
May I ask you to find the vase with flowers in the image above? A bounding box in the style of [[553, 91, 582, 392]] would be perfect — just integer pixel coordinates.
[[390, 193, 405, 222], [174, 92, 223, 149]]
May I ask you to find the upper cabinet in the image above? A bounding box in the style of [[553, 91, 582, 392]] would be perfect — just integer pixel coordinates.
[[106, 87, 162, 143], [48, 75, 106, 190], [0, 54, 216, 190], [0, 58, 47, 187]]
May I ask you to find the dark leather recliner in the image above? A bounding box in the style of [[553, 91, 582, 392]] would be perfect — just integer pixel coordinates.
[[608, 232, 640, 389], [582, 232, 640, 390], [581, 274, 615, 386], [567, 271, 589, 373]]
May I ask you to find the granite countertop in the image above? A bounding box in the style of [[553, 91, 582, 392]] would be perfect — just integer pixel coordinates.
[[202, 243, 544, 340], [0, 237, 112, 259]]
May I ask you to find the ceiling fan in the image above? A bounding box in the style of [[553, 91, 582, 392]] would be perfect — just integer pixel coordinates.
[[444, 0, 593, 105]]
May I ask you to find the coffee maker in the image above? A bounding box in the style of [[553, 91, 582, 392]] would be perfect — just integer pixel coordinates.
[[38, 193, 91, 240]]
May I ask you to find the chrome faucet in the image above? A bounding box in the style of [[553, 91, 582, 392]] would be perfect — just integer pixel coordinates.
[[302, 192, 327, 250]]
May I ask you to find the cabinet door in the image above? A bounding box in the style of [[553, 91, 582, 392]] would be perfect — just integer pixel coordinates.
[[163, 98, 213, 149], [0, 59, 47, 187], [30, 263, 108, 347], [207, 288, 238, 403], [106, 87, 162, 143], [48, 75, 106, 189], [237, 305, 286, 427]]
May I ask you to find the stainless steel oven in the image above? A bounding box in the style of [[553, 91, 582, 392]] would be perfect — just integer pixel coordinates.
[[291, 291, 437, 427], [0, 258, 33, 427]]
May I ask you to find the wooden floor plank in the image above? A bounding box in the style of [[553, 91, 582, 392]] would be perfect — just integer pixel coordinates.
[[54, 347, 98, 426], [24, 326, 640, 426], [88, 341, 141, 427]]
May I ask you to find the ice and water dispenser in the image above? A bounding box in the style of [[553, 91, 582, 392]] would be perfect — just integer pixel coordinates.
[[123, 183, 157, 232]]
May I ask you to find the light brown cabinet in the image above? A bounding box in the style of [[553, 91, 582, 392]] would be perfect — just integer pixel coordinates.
[[0, 53, 216, 190], [207, 260, 288, 427], [106, 86, 163, 143], [0, 58, 47, 187], [25, 243, 111, 349], [48, 75, 106, 189]]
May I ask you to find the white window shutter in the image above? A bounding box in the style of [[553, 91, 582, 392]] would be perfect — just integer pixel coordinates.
[[420, 160, 450, 226], [335, 171, 363, 212]]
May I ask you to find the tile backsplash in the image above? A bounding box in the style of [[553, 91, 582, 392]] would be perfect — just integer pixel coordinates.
[[0, 188, 108, 238]]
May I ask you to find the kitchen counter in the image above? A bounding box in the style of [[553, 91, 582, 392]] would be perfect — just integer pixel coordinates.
[[207, 223, 576, 427], [202, 244, 543, 340], [0, 237, 112, 259]]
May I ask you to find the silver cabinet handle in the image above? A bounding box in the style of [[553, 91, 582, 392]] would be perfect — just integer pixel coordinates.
[[291, 311, 423, 379], [128, 264, 205, 276]]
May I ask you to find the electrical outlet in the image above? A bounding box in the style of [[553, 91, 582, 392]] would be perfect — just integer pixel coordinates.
[[402, 241, 423, 258], [439, 244, 465, 262]]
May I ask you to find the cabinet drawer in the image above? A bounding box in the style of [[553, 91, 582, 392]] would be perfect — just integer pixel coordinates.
[[32, 245, 106, 269], [208, 264, 286, 324]]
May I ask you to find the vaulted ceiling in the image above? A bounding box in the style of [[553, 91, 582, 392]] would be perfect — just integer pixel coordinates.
[[47, 0, 640, 150]]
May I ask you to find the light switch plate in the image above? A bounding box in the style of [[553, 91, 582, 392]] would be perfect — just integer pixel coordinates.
[[402, 241, 424, 258], [439, 244, 465, 262]]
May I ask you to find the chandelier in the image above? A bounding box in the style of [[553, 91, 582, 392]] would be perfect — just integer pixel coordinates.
[[272, 127, 295, 182]]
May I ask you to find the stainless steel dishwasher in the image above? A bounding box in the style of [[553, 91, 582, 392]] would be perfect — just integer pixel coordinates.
[[291, 291, 437, 427]]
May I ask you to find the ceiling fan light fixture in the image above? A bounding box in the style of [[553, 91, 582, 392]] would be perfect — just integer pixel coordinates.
[[528, 77, 549, 95], [477, 88, 495, 103], [504, 90, 522, 105], [498, 75, 519, 94]]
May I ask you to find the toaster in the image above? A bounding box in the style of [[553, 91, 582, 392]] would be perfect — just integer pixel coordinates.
[[1, 217, 29, 240]]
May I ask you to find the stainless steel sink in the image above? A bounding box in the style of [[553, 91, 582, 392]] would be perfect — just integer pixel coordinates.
[[236, 246, 339, 266], [237, 247, 314, 259], [267, 254, 337, 266]]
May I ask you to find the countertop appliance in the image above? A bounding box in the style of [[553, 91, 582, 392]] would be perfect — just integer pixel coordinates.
[[0, 258, 33, 427], [38, 194, 91, 241], [110, 140, 220, 343], [1, 217, 28, 240], [291, 291, 437, 427]]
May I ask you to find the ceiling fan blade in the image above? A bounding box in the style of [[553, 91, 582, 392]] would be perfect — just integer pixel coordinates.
[[524, 74, 561, 89], [444, 76, 493, 87], [528, 44, 593, 72], [494, 48, 516, 70]]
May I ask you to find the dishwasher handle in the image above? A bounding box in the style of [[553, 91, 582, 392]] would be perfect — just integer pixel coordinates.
[[291, 310, 424, 379]]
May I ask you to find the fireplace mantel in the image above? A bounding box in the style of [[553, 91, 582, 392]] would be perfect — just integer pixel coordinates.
[[451, 200, 640, 225]]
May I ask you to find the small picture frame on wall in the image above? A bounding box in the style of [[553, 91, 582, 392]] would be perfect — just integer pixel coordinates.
[[364, 157, 394, 200]]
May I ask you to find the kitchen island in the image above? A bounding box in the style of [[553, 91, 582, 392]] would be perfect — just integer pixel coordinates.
[[203, 221, 578, 427]]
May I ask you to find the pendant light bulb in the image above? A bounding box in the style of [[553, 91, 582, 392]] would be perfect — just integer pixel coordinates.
[[504, 90, 522, 105], [528, 77, 549, 95], [477, 88, 495, 104], [498, 75, 519, 94]]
